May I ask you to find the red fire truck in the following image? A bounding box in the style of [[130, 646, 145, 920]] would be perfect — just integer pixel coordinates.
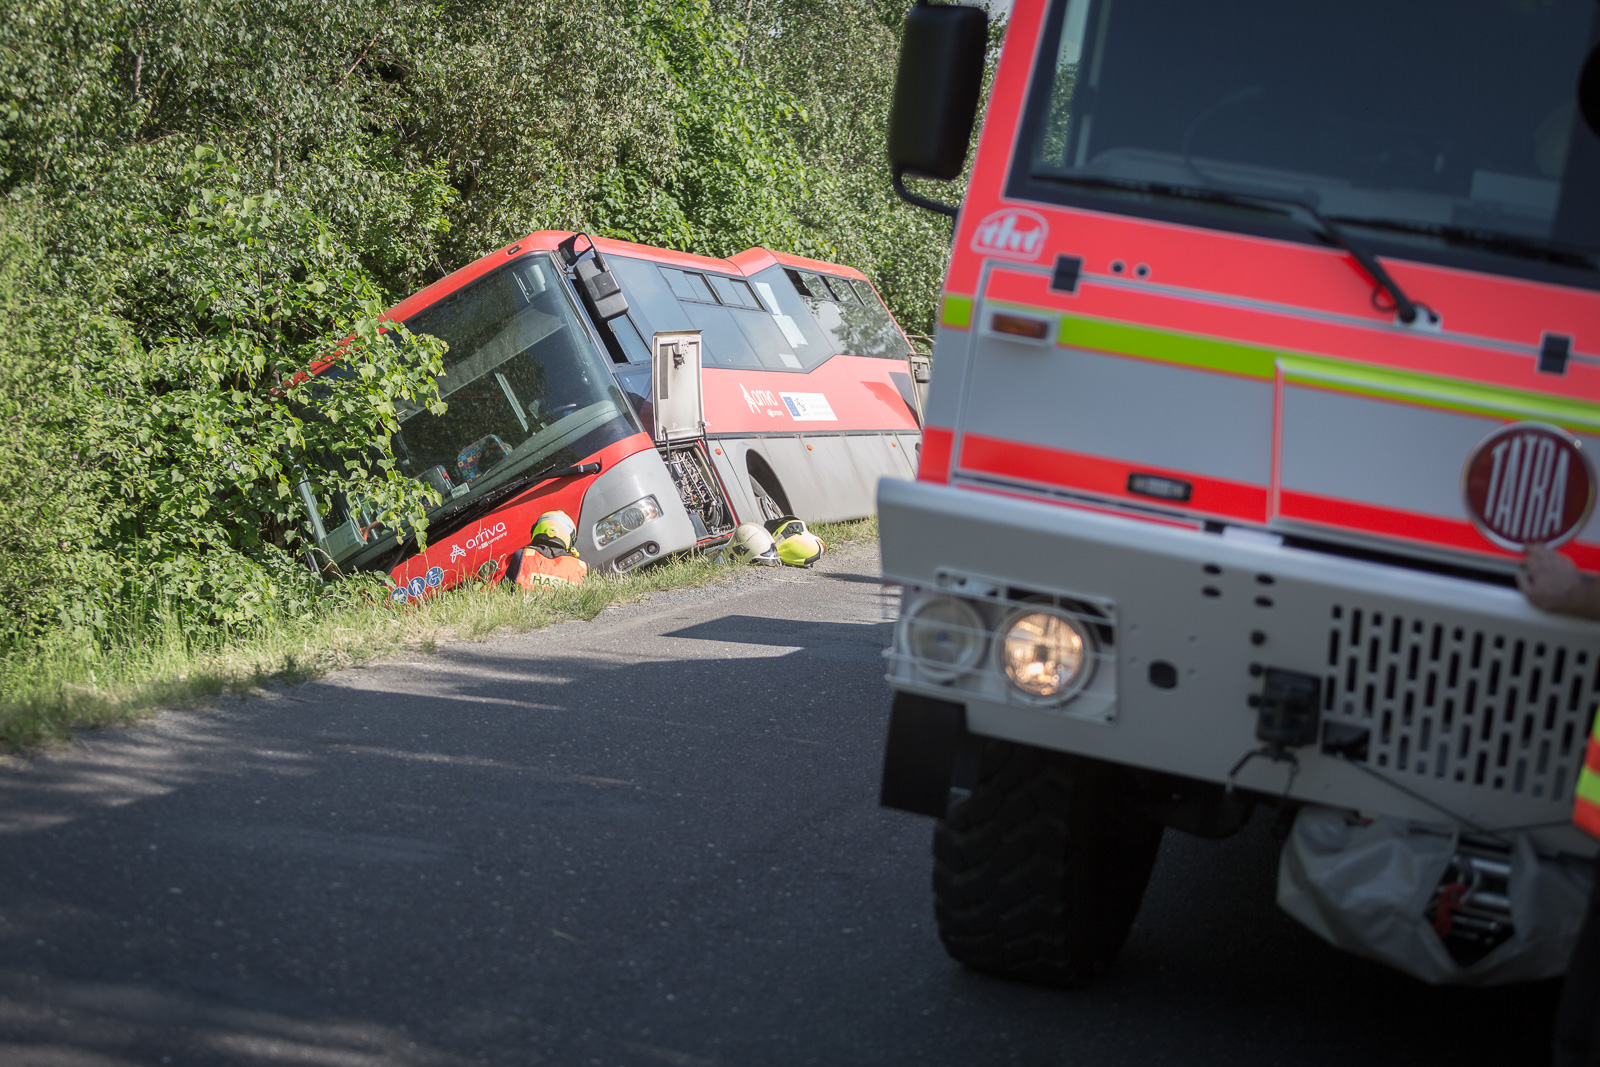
[[878, 0, 1600, 986], [296, 232, 921, 601]]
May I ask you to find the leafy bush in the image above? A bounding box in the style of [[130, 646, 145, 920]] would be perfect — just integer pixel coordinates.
[[0, 0, 981, 655]]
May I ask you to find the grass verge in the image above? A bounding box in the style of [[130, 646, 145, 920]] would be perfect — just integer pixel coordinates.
[[810, 514, 878, 550], [0, 518, 879, 755]]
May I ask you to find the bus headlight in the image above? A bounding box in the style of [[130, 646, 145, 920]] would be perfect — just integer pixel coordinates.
[[997, 608, 1094, 703], [594, 495, 662, 547], [901, 596, 986, 682]]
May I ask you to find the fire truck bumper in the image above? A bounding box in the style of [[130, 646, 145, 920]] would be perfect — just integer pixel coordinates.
[[877, 477, 1600, 859]]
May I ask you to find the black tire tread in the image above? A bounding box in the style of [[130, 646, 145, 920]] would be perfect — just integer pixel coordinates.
[[933, 740, 1165, 987]]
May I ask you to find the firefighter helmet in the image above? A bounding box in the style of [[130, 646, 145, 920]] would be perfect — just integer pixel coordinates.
[[770, 517, 825, 568], [764, 515, 807, 541], [530, 510, 579, 557], [727, 522, 780, 565]]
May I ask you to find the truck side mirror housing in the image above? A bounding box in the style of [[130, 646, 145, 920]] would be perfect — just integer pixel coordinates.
[[1581, 45, 1600, 137], [888, 3, 988, 215]]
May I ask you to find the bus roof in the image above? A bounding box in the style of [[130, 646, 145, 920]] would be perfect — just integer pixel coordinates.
[[380, 231, 875, 327]]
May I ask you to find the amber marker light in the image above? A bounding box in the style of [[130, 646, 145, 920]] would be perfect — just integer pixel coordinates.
[[990, 312, 1051, 340]]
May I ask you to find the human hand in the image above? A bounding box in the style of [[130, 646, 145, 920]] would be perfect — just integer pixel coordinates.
[[1517, 544, 1599, 619]]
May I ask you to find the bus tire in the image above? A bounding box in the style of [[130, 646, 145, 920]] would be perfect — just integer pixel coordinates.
[[933, 740, 1164, 988], [749, 472, 787, 523]]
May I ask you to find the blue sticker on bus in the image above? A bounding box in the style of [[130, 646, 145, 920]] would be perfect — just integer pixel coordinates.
[[425, 566, 444, 587], [407, 576, 427, 598]]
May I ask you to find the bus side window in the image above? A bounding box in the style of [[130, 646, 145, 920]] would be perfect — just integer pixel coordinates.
[[662, 268, 717, 304], [608, 314, 655, 363], [784, 268, 831, 301], [608, 254, 695, 338], [709, 275, 763, 310], [824, 276, 861, 303], [680, 301, 763, 370], [728, 306, 803, 371], [753, 265, 833, 369]]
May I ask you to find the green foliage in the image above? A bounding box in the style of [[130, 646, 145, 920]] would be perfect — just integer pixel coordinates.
[[0, 197, 115, 643], [0, 0, 989, 656]]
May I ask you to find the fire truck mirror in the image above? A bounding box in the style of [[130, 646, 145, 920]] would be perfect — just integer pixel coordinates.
[[1581, 45, 1600, 137], [888, 3, 988, 184]]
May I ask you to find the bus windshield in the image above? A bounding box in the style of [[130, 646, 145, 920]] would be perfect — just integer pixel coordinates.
[[1016, 0, 1600, 264], [393, 253, 636, 505]]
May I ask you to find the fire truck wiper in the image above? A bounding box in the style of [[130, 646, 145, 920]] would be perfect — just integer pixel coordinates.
[[1321, 215, 1598, 273], [384, 459, 602, 565], [1040, 174, 1431, 324]]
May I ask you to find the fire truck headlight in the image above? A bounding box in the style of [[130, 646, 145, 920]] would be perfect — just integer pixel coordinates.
[[594, 495, 662, 547], [901, 596, 986, 682], [997, 608, 1094, 703]]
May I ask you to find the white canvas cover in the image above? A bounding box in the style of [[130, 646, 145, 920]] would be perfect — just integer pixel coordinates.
[[1278, 805, 1592, 985]]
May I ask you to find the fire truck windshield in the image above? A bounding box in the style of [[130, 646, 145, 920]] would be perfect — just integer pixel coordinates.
[[392, 253, 636, 506], [1015, 0, 1600, 268]]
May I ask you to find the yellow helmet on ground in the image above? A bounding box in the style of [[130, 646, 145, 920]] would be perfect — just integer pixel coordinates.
[[765, 516, 826, 567], [530, 510, 579, 557], [727, 522, 780, 565]]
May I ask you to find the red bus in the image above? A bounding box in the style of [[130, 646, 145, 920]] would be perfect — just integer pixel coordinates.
[[296, 231, 922, 601]]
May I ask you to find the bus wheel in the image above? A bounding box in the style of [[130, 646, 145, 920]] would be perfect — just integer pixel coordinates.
[[750, 473, 786, 522], [933, 739, 1164, 988]]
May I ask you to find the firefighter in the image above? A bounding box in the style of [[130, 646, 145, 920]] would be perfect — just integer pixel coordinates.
[[508, 510, 587, 589], [1520, 544, 1600, 1067]]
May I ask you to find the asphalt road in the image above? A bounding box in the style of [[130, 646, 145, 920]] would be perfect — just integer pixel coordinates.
[[0, 542, 1564, 1067]]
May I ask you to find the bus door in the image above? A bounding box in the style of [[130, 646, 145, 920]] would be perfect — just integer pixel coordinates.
[[638, 328, 735, 543], [650, 330, 705, 443]]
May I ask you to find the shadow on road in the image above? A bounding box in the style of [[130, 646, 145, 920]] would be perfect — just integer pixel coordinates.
[[0, 612, 1564, 1067]]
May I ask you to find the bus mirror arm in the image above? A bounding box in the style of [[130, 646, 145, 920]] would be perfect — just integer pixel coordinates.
[[558, 231, 610, 274]]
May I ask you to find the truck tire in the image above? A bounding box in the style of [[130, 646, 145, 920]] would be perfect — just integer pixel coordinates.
[[933, 740, 1165, 987]]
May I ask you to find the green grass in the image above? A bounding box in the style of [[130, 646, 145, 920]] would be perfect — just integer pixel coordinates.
[[0, 517, 880, 754], [810, 514, 878, 549]]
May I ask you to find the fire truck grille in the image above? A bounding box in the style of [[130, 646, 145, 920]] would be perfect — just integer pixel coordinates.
[[1322, 605, 1600, 800]]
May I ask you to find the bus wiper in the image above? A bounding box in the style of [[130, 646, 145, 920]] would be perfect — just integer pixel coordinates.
[[385, 459, 602, 565], [1038, 174, 1431, 324], [1322, 216, 1598, 272]]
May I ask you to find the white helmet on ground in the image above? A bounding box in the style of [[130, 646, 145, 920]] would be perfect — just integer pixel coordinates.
[[726, 522, 781, 565]]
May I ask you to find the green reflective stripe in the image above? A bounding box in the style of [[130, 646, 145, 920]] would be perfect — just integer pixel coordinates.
[[1280, 357, 1600, 434], [1576, 766, 1600, 809], [1036, 308, 1600, 430], [941, 294, 974, 329], [1057, 312, 1277, 379]]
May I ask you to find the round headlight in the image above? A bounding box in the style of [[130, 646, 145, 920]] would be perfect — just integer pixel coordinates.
[[619, 506, 647, 530], [901, 596, 986, 682], [996, 608, 1094, 703]]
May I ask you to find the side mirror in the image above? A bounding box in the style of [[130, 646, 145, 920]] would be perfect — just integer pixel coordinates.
[[575, 255, 629, 321], [888, 3, 989, 217], [1581, 45, 1600, 138]]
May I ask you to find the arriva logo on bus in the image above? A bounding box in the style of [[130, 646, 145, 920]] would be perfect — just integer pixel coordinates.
[[1464, 423, 1595, 550], [465, 521, 509, 551], [741, 383, 787, 417], [971, 209, 1048, 261]]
